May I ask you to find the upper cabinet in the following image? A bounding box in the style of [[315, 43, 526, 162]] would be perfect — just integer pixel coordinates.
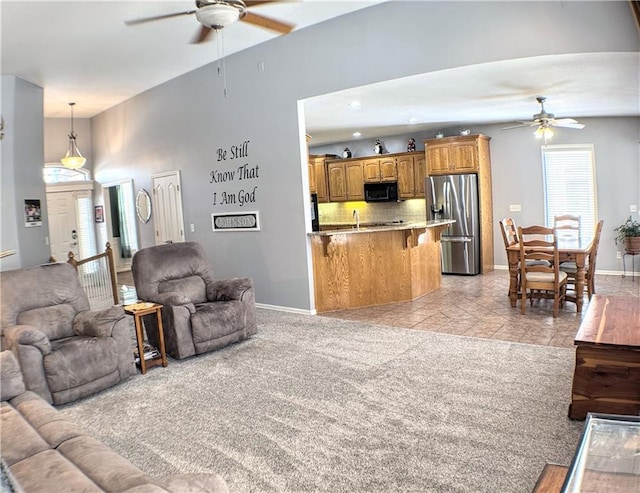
[[424, 135, 490, 175], [308, 154, 335, 203], [327, 160, 364, 202], [363, 157, 397, 183], [393, 153, 426, 199]]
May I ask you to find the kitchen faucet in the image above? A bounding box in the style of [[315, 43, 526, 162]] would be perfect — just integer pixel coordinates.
[[353, 209, 360, 229]]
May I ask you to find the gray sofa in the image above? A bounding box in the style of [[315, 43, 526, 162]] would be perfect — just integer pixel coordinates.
[[0, 263, 135, 405], [0, 350, 229, 493], [132, 242, 257, 360]]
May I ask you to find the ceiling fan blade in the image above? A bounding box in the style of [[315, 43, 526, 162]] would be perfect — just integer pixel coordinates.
[[244, 0, 298, 6], [125, 10, 196, 26], [191, 25, 215, 44], [552, 118, 578, 125], [241, 11, 295, 34], [501, 122, 535, 130], [553, 122, 585, 129]]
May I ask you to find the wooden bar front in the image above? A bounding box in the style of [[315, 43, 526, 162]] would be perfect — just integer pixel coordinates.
[[569, 295, 640, 420], [311, 223, 450, 313]]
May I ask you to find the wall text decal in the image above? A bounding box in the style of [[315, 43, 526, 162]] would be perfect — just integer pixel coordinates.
[[210, 140, 260, 208]]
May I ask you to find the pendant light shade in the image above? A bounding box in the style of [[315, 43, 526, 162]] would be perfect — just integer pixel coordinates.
[[61, 102, 86, 169]]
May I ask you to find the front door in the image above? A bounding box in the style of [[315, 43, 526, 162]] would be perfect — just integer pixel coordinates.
[[152, 171, 185, 244], [46, 191, 84, 262]]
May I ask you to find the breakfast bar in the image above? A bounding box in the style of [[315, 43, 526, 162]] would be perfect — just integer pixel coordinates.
[[309, 220, 454, 312]]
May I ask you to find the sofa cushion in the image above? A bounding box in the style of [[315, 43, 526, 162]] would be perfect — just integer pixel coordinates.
[[0, 402, 50, 466], [44, 337, 118, 393], [0, 351, 25, 401], [58, 435, 153, 492], [10, 449, 103, 493], [159, 276, 207, 305], [17, 304, 76, 341], [11, 391, 87, 448], [190, 301, 242, 343]]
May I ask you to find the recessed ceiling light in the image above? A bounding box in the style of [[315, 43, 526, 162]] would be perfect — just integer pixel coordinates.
[[348, 101, 361, 109], [408, 117, 418, 124], [352, 131, 362, 138]]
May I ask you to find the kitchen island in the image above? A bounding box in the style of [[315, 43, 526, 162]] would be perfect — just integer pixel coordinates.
[[309, 220, 454, 313]]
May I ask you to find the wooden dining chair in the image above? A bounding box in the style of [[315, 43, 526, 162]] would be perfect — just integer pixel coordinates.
[[499, 218, 518, 249], [499, 218, 520, 296], [561, 219, 604, 303], [554, 214, 581, 238], [518, 225, 568, 318]]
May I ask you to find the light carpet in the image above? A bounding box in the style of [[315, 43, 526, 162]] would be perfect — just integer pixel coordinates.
[[58, 308, 584, 492]]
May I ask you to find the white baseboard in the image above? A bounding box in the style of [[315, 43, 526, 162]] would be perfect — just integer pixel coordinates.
[[256, 303, 316, 316]]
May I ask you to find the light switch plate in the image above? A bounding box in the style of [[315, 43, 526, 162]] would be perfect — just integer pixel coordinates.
[[630, 204, 638, 213], [509, 204, 522, 212]]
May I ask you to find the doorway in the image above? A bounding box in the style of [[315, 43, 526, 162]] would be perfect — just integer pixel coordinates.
[[103, 179, 139, 272]]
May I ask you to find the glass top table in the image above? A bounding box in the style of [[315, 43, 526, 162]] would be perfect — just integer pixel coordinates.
[[562, 413, 640, 492]]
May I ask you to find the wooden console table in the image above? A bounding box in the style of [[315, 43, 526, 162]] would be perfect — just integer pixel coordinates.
[[568, 295, 640, 420], [124, 302, 168, 374]]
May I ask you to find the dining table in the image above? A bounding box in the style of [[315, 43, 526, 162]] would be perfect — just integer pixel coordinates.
[[506, 234, 594, 313]]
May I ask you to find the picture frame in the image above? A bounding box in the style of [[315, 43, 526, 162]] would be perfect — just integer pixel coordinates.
[[94, 205, 104, 223], [24, 199, 42, 227]]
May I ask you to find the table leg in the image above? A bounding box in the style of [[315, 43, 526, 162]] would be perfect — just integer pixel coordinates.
[[134, 314, 147, 374], [507, 250, 519, 308], [574, 253, 587, 313], [155, 308, 168, 367]]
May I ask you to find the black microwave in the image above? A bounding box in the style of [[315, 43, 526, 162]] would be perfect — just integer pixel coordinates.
[[364, 182, 398, 202]]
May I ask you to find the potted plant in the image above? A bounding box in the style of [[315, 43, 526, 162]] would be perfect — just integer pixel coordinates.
[[614, 215, 640, 253]]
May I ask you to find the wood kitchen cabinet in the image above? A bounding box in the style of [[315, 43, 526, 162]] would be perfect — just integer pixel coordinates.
[[396, 153, 426, 199], [424, 134, 494, 274], [308, 154, 334, 203], [363, 157, 397, 183], [327, 160, 364, 202], [424, 135, 489, 175]]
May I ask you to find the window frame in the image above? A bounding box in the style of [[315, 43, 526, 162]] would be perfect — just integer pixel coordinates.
[[541, 143, 597, 241]]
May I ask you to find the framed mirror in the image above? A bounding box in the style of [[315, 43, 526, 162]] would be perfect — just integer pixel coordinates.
[[136, 188, 152, 224]]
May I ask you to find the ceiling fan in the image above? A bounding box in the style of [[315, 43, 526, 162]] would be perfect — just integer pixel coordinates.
[[502, 96, 585, 140], [125, 1, 295, 44]]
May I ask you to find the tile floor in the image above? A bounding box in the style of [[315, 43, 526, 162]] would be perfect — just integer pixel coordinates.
[[320, 270, 640, 348], [118, 269, 639, 349]]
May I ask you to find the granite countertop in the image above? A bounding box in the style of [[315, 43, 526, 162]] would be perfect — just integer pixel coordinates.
[[308, 219, 455, 236]]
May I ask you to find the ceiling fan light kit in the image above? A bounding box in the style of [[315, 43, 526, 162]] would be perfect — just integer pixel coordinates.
[[60, 102, 86, 170], [196, 4, 242, 29]]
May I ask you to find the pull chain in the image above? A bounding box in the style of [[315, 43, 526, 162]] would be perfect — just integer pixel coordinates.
[[216, 28, 228, 98]]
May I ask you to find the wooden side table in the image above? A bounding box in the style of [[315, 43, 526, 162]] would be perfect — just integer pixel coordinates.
[[531, 463, 568, 493], [124, 302, 168, 374]]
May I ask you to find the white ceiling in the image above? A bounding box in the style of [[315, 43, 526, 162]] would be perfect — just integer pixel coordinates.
[[1, 0, 384, 117], [2, 1, 639, 146]]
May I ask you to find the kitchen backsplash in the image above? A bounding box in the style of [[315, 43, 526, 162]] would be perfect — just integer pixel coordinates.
[[318, 199, 426, 225]]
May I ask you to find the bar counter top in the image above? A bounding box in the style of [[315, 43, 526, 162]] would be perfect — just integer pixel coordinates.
[[308, 219, 455, 236]]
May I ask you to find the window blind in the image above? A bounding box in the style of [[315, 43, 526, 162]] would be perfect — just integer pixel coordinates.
[[542, 144, 597, 241]]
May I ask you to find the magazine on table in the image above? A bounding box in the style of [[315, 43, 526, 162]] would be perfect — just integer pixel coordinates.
[[133, 344, 160, 363]]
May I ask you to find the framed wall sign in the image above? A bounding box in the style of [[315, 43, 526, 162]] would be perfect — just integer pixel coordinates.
[[94, 205, 104, 223], [212, 211, 260, 232], [24, 199, 42, 227]]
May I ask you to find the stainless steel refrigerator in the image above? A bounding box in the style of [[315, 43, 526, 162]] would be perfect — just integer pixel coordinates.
[[425, 173, 480, 275]]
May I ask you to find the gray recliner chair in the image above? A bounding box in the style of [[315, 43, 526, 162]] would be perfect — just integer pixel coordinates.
[[131, 242, 257, 360], [0, 263, 135, 405]]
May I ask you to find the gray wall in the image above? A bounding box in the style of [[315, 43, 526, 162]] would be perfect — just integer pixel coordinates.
[[1, 75, 50, 270], [83, 2, 639, 311], [311, 117, 640, 273]]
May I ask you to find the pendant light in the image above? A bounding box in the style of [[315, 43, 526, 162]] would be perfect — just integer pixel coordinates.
[[60, 102, 86, 169]]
